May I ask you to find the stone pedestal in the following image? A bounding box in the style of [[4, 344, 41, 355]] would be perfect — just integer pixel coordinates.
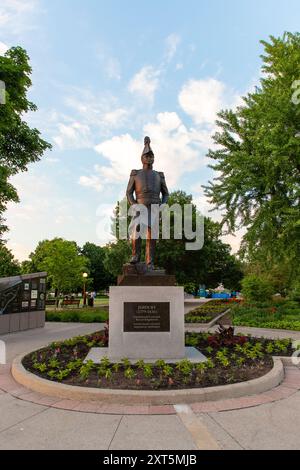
[[117, 263, 176, 286], [109, 286, 184, 360], [85, 285, 206, 364]]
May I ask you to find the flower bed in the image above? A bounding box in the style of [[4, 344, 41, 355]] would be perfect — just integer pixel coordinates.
[[185, 299, 240, 323], [21, 326, 294, 391], [232, 299, 300, 330]]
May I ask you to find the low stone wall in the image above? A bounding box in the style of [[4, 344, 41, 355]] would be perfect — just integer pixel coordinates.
[[12, 355, 284, 405], [0, 311, 45, 335]]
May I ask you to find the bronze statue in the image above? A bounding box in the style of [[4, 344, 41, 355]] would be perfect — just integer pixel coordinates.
[[126, 136, 169, 270]]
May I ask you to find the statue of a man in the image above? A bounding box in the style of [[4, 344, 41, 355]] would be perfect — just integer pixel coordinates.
[[126, 136, 169, 270]]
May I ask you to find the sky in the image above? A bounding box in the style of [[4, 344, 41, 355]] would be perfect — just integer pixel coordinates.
[[1, 0, 300, 261]]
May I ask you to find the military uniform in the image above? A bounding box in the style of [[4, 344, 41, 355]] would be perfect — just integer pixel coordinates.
[[126, 145, 169, 268], [126, 169, 169, 206]]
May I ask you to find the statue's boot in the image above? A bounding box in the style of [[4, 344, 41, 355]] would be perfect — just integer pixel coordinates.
[[130, 236, 141, 264]]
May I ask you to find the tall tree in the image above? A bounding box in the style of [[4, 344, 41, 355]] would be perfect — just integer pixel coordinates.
[[28, 238, 89, 296], [0, 47, 51, 238], [103, 240, 131, 279], [0, 243, 20, 276], [203, 33, 300, 281], [81, 242, 115, 290]]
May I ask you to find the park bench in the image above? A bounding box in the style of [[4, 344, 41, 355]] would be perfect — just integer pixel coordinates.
[[61, 299, 80, 308], [45, 299, 56, 306]]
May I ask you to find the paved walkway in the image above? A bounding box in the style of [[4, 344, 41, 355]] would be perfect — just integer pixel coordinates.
[[0, 322, 300, 450]]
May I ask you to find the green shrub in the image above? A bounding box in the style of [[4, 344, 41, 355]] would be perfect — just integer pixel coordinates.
[[46, 308, 108, 323], [289, 281, 300, 302], [241, 274, 274, 302]]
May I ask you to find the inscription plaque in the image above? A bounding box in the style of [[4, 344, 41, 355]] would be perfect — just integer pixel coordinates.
[[124, 302, 170, 332]]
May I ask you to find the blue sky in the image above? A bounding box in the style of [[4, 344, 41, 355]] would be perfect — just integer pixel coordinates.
[[1, 0, 300, 260]]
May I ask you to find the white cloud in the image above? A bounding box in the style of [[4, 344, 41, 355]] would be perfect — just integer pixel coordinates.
[[85, 112, 207, 191], [53, 122, 92, 150], [0, 0, 39, 35], [78, 175, 103, 192], [178, 77, 243, 126], [165, 33, 181, 62], [94, 133, 141, 183], [179, 78, 226, 125], [51, 89, 130, 150], [128, 66, 160, 103], [0, 41, 8, 55], [102, 108, 129, 126], [176, 63, 183, 70]]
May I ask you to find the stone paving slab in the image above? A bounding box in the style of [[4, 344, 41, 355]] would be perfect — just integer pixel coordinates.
[[109, 415, 197, 450], [198, 413, 244, 450], [0, 393, 46, 433], [209, 391, 300, 450], [0, 407, 121, 450]]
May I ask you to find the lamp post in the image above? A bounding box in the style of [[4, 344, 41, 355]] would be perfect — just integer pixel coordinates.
[[82, 272, 88, 306]]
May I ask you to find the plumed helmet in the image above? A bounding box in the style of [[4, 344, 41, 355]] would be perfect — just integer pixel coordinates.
[[141, 136, 154, 157]]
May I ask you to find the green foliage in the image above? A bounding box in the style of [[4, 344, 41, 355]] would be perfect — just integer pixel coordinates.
[[124, 367, 136, 379], [185, 333, 199, 347], [185, 299, 231, 323], [103, 240, 131, 278], [79, 360, 95, 380], [33, 362, 47, 373], [46, 308, 108, 323], [154, 359, 167, 369], [195, 362, 207, 374], [48, 358, 59, 369], [142, 364, 153, 378], [81, 242, 115, 290], [232, 299, 300, 330], [162, 364, 173, 377], [241, 274, 274, 301], [203, 33, 300, 283], [0, 47, 51, 238], [0, 243, 20, 276], [66, 359, 83, 371], [56, 369, 71, 381], [100, 356, 110, 369], [136, 359, 145, 369], [289, 281, 300, 302], [176, 359, 193, 376], [121, 357, 131, 368], [28, 238, 89, 294]]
